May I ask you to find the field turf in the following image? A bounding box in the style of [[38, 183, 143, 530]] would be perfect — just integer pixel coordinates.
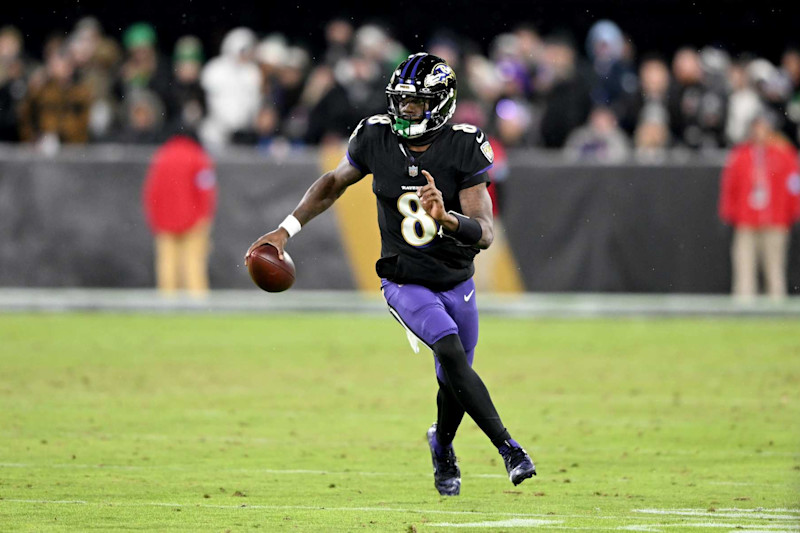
[[0, 313, 798, 532]]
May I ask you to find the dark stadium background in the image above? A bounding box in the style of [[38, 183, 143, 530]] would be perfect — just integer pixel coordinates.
[[10, 0, 798, 61], [4, 0, 800, 295]]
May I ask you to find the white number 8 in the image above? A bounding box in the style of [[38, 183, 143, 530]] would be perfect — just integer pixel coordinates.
[[367, 115, 392, 125], [397, 192, 437, 247], [452, 124, 477, 134]]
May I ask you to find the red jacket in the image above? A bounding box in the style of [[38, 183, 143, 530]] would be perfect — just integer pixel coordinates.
[[719, 141, 800, 228], [143, 135, 217, 234]]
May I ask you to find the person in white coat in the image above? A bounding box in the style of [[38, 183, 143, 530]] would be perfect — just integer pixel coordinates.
[[200, 27, 262, 148]]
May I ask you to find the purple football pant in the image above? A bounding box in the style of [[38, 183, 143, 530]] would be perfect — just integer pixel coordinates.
[[381, 278, 479, 383]]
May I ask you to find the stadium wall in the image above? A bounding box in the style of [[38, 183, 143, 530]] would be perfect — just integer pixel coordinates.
[[1, 145, 798, 293]]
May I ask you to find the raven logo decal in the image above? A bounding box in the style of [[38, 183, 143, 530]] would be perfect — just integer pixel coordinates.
[[424, 63, 454, 88]]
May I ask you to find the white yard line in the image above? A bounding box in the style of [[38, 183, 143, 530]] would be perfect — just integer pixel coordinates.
[[3, 500, 799, 531], [424, 519, 563, 528], [668, 508, 800, 513], [425, 521, 799, 531], [634, 509, 800, 520], [680, 523, 800, 530]]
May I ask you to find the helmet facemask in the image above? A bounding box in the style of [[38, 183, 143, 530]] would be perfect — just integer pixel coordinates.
[[387, 89, 456, 140]]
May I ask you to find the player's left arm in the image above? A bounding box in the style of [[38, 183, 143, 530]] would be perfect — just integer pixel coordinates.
[[418, 170, 494, 249], [456, 182, 494, 249]]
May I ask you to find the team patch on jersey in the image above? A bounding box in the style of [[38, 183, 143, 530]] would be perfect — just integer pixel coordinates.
[[408, 165, 419, 177], [480, 141, 494, 163], [424, 63, 454, 88]]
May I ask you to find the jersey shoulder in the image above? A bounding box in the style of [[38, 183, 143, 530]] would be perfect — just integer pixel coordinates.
[[443, 123, 495, 166], [350, 114, 394, 143], [347, 115, 396, 173]]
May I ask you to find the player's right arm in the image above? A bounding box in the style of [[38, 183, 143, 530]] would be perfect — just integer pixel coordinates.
[[245, 157, 364, 262]]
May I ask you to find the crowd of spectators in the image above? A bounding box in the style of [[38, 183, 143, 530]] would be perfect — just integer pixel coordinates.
[[1, 17, 799, 160]]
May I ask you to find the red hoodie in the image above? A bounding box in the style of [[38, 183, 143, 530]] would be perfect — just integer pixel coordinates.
[[719, 141, 800, 228], [143, 136, 217, 234]]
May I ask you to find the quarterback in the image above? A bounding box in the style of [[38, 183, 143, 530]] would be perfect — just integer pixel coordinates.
[[246, 53, 536, 495]]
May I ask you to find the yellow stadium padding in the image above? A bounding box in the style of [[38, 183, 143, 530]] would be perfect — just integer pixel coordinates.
[[319, 142, 524, 293], [472, 219, 526, 293]]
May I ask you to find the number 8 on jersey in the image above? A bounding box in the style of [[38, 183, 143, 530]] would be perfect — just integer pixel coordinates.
[[398, 192, 437, 247]]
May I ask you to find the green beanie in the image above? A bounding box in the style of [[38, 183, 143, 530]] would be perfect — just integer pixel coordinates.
[[174, 36, 203, 63], [123, 22, 156, 50]]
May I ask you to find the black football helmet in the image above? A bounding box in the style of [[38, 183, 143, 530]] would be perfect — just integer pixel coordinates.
[[386, 53, 457, 142]]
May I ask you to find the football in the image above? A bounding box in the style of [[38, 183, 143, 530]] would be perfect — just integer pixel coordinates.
[[247, 244, 296, 292]]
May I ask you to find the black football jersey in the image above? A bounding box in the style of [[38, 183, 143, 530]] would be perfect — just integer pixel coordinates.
[[346, 115, 495, 291]]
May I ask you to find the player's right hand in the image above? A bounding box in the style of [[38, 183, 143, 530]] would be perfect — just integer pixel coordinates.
[[245, 228, 289, 264]]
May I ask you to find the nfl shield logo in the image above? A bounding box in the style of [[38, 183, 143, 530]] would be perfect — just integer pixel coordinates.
[[408, 165, 419, 177]]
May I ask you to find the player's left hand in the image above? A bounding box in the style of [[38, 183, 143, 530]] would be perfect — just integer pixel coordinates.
[[418, 170, 447, 222]]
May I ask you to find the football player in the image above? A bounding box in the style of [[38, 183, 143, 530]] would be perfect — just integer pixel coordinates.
[[246, 53, 536, 495]]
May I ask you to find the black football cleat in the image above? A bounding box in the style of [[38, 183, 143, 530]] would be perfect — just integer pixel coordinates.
[[499, 440, 537, 486], [426, 424, 461, 496]]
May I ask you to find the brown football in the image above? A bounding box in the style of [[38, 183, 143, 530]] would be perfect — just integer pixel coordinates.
[[247, 244, 296, 292]]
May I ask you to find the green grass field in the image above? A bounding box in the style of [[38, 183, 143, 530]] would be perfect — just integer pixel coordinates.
[[1, 313, 798, 532]]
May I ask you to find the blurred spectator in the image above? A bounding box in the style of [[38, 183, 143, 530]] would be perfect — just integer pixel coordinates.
[[700, 46, 731, 94], [323, 19, 354, 66], [429, 31, 462, 70], [0, 25, 24, 75], [725, 58, 762, 145], [4, 16, 800, 151], [634, 116, 671, 163], [303, 63, 355, 144], [274, 46, 311, 132], [464, 52, 503, 105], [538, 34, 593, 148], [564, 106, 631, 162], [668, 47, 727, 149], [619, 55, 670, 135], [113, 88, 166, 144], [19, 45, 91, 146], [585, 20, 637, 113], [493, 98, 535, 147], [429, 31, 472, 99], [748, 57, 793, 143], [256, 34, 287, 99], [117, 23, 171, 110], [491, 32, 531, 101], [231, 103, 283, 150], [252, 104, 282, 150], [200, 27, 261, 148], [513, 24, 544, 77], [306, 51, 387, 143], [719, 112, 800, 299], [353, 24, 405, 73], [25, 33, 65, 95], [68, 17, 121, 139], [348, 27, 397, 113], [0, 26, 29, 142], [168, 36, 206, 134], [142, 132, 216, 296], [780, 48, 800, 146]]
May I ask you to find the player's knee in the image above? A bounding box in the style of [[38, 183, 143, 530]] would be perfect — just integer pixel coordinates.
[[433, 334, 467, 370]]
